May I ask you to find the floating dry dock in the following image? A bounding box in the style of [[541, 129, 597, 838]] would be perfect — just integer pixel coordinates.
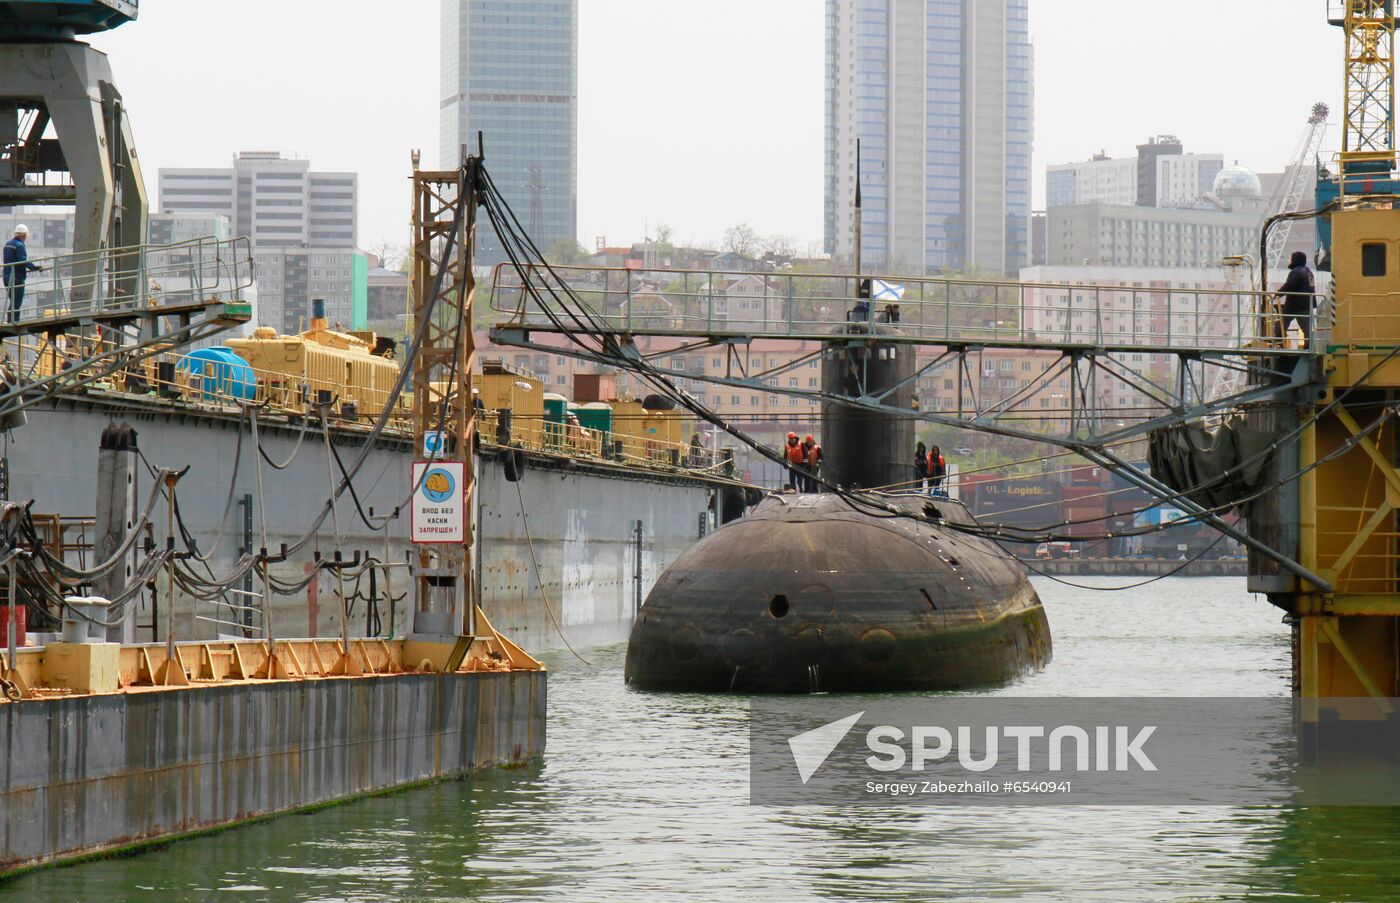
[[0, 630, 544, 875]]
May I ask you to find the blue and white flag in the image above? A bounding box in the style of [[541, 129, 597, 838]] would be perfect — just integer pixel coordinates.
[[871, 279, 905, 302]]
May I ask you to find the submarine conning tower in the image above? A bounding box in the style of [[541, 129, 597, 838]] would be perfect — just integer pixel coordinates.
[[625, 313, 1052, 694], [820, 317, 915, 489]]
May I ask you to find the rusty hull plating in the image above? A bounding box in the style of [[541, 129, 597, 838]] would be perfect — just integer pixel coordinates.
[[624, 493, 1052, 693]]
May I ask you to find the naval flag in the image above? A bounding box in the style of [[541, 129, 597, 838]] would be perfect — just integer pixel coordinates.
[[871, 279, 905, 302]]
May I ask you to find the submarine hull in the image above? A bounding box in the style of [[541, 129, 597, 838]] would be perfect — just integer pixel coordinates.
[[624, 493, 1052, 693]]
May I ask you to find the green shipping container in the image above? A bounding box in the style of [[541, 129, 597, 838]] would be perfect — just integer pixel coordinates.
[[570, 402, 613, 434], [544, 393, 568, 449]]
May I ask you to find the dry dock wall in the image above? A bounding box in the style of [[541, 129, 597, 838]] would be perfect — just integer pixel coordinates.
[[9, 396, 714, 650], [0, 670, 546, 874]]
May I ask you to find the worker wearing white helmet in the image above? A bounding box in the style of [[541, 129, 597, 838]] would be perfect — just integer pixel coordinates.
[[3, 224, 43, 323]]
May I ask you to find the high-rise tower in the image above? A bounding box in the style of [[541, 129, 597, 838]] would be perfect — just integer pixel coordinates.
[[440, 0, 578, 264], [824, 0, 1032, 276]]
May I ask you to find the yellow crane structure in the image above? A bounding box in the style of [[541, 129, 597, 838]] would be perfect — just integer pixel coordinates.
[[1273, 2, 1400, 751], [1332, 0, 1395, 156]]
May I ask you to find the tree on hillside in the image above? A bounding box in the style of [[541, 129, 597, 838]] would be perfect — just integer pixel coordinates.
[[763, 234, 798, 258], [546, 238, 589, 265], [367, 240, 407, 271], [723, 223, 759, 258]]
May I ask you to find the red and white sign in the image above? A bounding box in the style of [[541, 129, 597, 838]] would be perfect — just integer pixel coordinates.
[[411, 461, 466, 544]]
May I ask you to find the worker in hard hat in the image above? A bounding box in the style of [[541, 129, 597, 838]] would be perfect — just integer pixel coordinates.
[[2, 225, 43, 324], [784, 431, 805, 491], [802, 434, 822, 493]]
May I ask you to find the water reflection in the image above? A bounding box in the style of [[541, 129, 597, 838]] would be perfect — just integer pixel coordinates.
[[8, 578, 1400, 901]]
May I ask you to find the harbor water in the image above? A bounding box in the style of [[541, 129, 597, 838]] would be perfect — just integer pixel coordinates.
[[9, 576, 1400, 902]]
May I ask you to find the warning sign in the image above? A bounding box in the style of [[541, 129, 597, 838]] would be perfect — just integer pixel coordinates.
[[411, 461, 466, 544]]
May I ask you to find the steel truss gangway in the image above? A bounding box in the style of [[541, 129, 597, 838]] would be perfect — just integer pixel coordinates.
[[489, 261, 1330, 590], [489, 262, 1321, 443]]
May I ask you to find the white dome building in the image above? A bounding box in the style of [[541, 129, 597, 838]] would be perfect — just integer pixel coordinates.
[[1213, 163, 1263, 199]]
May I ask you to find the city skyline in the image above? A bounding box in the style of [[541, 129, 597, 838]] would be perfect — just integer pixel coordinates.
[[825, 0, 1031, 275], [90, 1, 1337, 257]]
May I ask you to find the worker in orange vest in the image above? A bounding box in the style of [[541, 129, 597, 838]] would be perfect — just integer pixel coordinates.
[[802, 434, 822, 493], [928, 445, 947, 497], [784, 432, 806, 491]]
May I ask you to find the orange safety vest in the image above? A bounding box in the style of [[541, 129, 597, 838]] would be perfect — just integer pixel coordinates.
[[806, 444, 822, 467], [786, 442, 805, 465], [928, 452, 945, 474]]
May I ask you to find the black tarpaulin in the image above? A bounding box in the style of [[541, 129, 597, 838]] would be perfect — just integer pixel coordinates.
[[1147, 419, 1274, 512]]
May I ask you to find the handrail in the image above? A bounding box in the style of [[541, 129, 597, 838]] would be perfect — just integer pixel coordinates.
[[487, 262, 1314, 354], [21, 334, 729, 480], [5, 235, 254, 328]]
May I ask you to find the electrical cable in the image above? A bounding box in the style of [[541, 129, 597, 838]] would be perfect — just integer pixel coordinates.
[[475, 163, 1400, 576], [512, 473, 590, 665]]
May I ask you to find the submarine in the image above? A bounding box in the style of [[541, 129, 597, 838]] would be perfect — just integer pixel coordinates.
[[624, 318, 1053, 693]]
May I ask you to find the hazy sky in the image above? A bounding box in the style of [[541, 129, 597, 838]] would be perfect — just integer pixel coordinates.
[[94, 0, 1339, 254]]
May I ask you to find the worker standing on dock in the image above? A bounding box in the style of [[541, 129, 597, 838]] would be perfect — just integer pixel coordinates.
[[3, 225, 42, 323], [803, 434, 822, 493], [785, 432, 805, 491], [929, 445, 947, 497], [914, 441, 929, 491]]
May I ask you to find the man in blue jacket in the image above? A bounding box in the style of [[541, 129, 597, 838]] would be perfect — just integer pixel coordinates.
[[3, 224, 43, 323]]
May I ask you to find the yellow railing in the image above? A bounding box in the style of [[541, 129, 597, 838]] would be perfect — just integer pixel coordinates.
[[475, 410, 727, 475], [17, 335, 730, 480]]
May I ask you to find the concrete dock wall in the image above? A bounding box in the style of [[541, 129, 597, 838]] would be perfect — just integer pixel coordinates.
[[9, 396, 714, 650], [0, 671, 546, 874]]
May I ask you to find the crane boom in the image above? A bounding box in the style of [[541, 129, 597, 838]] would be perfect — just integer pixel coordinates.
[[1265, 103, 1330, 269]]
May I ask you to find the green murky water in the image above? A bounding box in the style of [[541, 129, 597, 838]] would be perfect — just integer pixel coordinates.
[[7, 577, 1400, 901]]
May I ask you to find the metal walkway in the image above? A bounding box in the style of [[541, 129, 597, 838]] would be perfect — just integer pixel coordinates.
[[0, 236, 254, 415], [1, 236, 254, 338], [488, 263, 1318, 359], [488, 263, 1325, 456]]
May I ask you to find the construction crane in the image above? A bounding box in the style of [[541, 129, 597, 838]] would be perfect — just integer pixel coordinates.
[[1317, 1, 1397, 249], [1263, 103, 1330, 269], [1330, 0, 1395, 156]]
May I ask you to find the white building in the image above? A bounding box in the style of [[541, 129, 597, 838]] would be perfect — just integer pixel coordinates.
[[159, 152, 357, 249], [1156, 153, 1225, 208], [1045, 202, 1260, 270], [1046, 154, 1138, 207], [716, 274, 785, 332], [253, 247, 364, 336]]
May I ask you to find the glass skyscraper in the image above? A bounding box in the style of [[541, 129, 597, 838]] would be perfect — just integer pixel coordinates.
[[441, 0, 578, 264], [824, 0, 1031, 276]]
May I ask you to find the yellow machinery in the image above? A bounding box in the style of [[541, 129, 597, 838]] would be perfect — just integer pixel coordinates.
[[607, 397, 693, 465], [227, 324, 405, 422], [471, 362, 545, 445]]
